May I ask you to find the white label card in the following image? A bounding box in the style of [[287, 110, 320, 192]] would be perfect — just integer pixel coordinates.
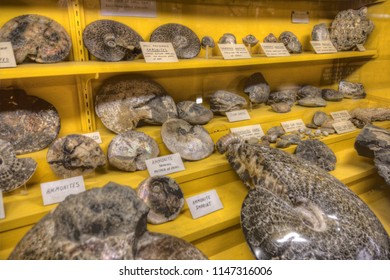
[[291, 10, 309, 24], [186, 189, 223, 219], [218, 44, 251, 60], [0, 42, 17, 68], [230, 124, 265, 140], [41, 176, 86, 206], [281, 119, 306, 133], [0, 191, 5, 219], [330, 110, 351, 122], [100, 0, 156, 17], [260, 43, 290, 57], [226, 110, 250, 122], [333, 120, 357, 134], [140, 42, 179, 63], [145, 153, 185, 176], [310, 41, 337, 54], [356, 44, 366, 52], [83, 132, 102, 144]]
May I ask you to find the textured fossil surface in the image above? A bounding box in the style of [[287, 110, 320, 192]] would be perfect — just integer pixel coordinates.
[[311, 23, 330, 41], [83, 20, 144, 62], [295, 139, 337, 171], [177, 101, 213, 125], [108, 130, 159, 172], [137, 175, 184, 224], [297, 86, 322, 100], [349, 108, 390, 128], [0, 88, 60, 155], [339, 80, 366, 99], [244, 72, 270, 105], [201, 36, 215, 48], [0, 14, 71, 64], [150, 23, 200, 59], [161, 119, 214, 161], [47, 134, 106, 178], [298, 96, 327, 107], [9, 182, 207, 260], [218, 33, 236, 44], [242, 34, 258, 47], [322, 89, 344, 101], [271, 102, 291, 113], [0, 139, 37, 193], [279, 31, 302, 53], [209, 90, 247, 115], [267, 89, 297, 106], [223, 142, 390, 259], [263, 33, 278, 43]]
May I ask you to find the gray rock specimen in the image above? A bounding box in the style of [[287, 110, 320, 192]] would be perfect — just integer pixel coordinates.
[[280, 133, 301, 145], [0, 14, 71, 64], [311, 23, 330, 41], [271, 102, 291, 113], [263, 33, 278, 43], [298, 96, 327, 107], [0, 88, 60, 154], [137, 176, 184, 224], [267, 89, 297, 106], [349, 108, 390, 128], [0, 139, 37, 193], [339, 80, 366, 99], [177, 101, 213, 125], [279, 31, 302, 53], [47, 134, 106, 178], [267, 126, 285, 138], [9, 182, 207, 259], [150, 23, 200, 59], [322, 88, 344, 101], [243, 34, 258, 47], [297, 85, 322, 100], [209, 90, 247, 115], [201, 36, 215, 48], [295, 139, 337, 171], [243, 72, 270, 105], [218, 33, 236, 44], [83, 20, 143, 62], [330, 7, 374, 51], [108, 130, 159, 172], [313, 111, 329, 127]]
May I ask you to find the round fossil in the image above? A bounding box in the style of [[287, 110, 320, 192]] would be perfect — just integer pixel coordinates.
[[311, 23, 330, 41], [83, 20, 144, 62], [161, 119, 214, 161], [263, 33, 278, 43], [150, 23, 200, 59], [137, 175, 184, 224], [322, 88, 344, 101], [108, 130, 159, 172], [312, 111, 330, 127], [279, 31, 302, 53], [95, 75, 177, 133], [47, 134, 106, 178], [244, 72, 270, 105], [218, 33, 236, 44], [298, 96, 327, 107], [216, 133, 245, 154], [267, 89, 297, 106], [297, 85, 322, 100], [243, 34, 258, 47], [177, 101, 213, 125], [295, 139, 337, 171], [209, 90, 247, 115], [0, 139, 37, 193], [0, 88, 61, 155], [201, 36, 215, 48], [338, 80, 366, 99], [0, 14, 71, 64], [271, 102, 292, 113]]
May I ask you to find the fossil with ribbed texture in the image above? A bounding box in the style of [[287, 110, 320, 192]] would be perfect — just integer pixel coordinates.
[[177, 101, 213, 125], [279, 31, 302, 53], [294, 139, 337, 171], [209, 90, 247, 115], [349, 108, 390, 128]]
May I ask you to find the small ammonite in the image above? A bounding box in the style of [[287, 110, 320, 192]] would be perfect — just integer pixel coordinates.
[[218, 33, 236, 44], [137, 175, 185, 224], [243, 34, 259, 47], [279, 31, 302, 53], [201, 36, 215, 48]]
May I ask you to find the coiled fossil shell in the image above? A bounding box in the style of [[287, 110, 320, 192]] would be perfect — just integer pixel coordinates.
[[295, 139, 337, 171], [209, 90, 247, 115], [201, 36, 215, 48], [243, 34, 258, 47], [177, 101, 213, 125], [218, 33, 236, 44], [279, 31, 302, 53], [263, 33, 278, 43], [311, 23, 330, 41]]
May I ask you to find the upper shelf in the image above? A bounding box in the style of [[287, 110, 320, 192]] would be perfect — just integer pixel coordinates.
[[0, 50, 377, 79]]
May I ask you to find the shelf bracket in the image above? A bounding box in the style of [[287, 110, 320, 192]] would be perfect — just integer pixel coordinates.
[[67, 0, 87, 62], [76, 73, 99, 132]]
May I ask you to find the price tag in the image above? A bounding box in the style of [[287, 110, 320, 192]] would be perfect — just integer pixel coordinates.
[[0, 191, 5, 219], [100, 0, 157, 17], [83, 132, 102, 144], [291, 10, 309, 24], [333, 120, 356, 134], [281, 119, 306, 132], [186, 189, 223, 219], [0, 42, 17, 68], [260, 43, 290, 57], [40, 176, 85, 206], [230, 124, 265, 140], [330, 110, 351, 122], [145, 153, 185, 176], [140, 42, 179, 63], [310, 41, 337, 54], [356, 44, 366, 52], [218, 44, 251, 60], [226, 109, 250, 122]]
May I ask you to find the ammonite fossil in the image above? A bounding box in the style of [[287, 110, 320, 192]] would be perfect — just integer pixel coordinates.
[[108, 130, 159, 172], [279, 31, 302, 53], [161, 119, 214, 161], [322, 89, 344, 101], [243, 34, 258, 47], [294, 139, 337, 171], [349, 108, 390, 128], [83, 19, 144, 62], [137, 175, 184, 224], [209, 90, 247, 115], [177, 101, 213, 125], [46, 134, 106, 178], [243, 72, 270, 105], [0, 139, 37, 193], [338, 80, 366, 99], [218, 33, 236, 44], [201, 36, 215, 48], [0, 14, 71, 64], [150, 23, 200, 59], [311, 23, 330, 41], [0, 88, 60, 155]]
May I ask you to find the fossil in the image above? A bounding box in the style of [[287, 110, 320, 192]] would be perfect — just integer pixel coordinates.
[[322, 89, 344, 101], [218, 33, 236, 44], [280, 133, 301, 145], [295, 139, 337, 171], [279, 31, 302, 53], [0, 88, 60, 155], [311, 23, 330, 41], [201, 36, 215, 48], [209, 90, 247, 115], [298, 96, 327, 107], [216, 133, 245, 154], [47, 134, 106, 178], [83, 20, 144, 62], [349, 108, 390, 128], [339, 80, 366, 99], [243, 34, 258, 47], [243, 72, 270, 105], [161, 119, 214, 161], [108, 130, 159, 172], [267, 89, 297, 106], [266, 126, 285, 138], [177, 101, 213, 125], [297, 86, 322, 100], [271, 102, 292, 113], [312, 111, 330, 127], [0, 14, 71, 64], [137, 175, 184, 224], [0, 139, 37, 193], [263, 33, 278, 43], [150, 23, 200, 59]]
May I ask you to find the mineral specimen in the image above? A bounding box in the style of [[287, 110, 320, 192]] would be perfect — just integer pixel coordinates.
[[263, 33, 278, 43], [298, 97, 327, 107], [209, 90, 247, 115], [312, 111, 329, 127], [177, 101, 213, 125], [271, 102, 291, 113], [279, 31, 302, 53], [297, 85, 322, 100], [243, 34, 258, 47], [339, 80, 366, 99], [243, 72, 270, 105], [295, 139, 337, 171], [216, 133, 245, 154], [311, 23, 330, 41], [349, 108, 390, 128], [218, 33, 236, 44]]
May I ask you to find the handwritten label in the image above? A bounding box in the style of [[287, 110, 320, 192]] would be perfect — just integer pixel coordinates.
[[0, 191, 5, 219], [356, 44, 366, 52], [310, 41, 337, 54], [0, 42, 17, 68], [186, 189, 223, 219], [230, 124, 265, 140], [281, 119, 306, 132], [40, 176, 85, 206], [83, 132, 102, 144], [145, 153, 185, 176], [218, 44, 251, 60], [140, 42, 179, 63], [330, 110, 351, 122], [260, 43, 290, 57], [333, 120, 356, 134], [100, 0, 156, 17], [226, 109, 250, 122], [291, 10, 309, 24]]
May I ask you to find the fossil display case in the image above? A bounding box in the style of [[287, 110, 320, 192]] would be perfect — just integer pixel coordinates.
[[1, 0, 390, 259]]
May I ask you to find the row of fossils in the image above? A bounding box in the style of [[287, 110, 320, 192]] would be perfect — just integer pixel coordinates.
[[0, 7, 374, 63]]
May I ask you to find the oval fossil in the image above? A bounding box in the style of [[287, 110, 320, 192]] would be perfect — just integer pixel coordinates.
[[177, 100, 213, 125], [209, 90, 247, 115]]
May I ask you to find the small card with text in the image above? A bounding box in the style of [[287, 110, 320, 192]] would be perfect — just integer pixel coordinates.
[[0, 42, 17, 68], [281, 119, 306, 133], [140, 42, 179, 63], [145, 153, 185, 176], [260, 43, 290, 57], [230, 124, 265, 140], [186, 189, 223, 219], [41, 176, 86, 206], [330, 110, 351, 122], [226, 109, 250, 122], [218, 44, 251, 60], [310, 41, 337, 54], [333, 120, 356, 134], [83, 132, 102, 144]]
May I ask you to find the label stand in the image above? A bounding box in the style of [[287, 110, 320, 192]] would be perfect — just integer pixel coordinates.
[[19, 184, 28, 196]]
